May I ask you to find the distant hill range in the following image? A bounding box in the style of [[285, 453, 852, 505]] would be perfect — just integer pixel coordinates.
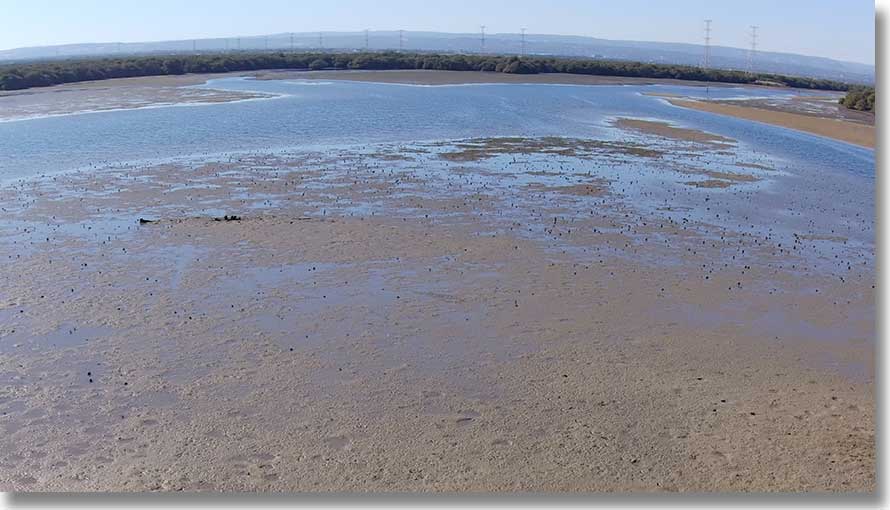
[[0, 30, 874, 85]]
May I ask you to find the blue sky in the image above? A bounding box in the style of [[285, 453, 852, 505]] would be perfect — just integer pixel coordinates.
[[0, 0, 875, 64]]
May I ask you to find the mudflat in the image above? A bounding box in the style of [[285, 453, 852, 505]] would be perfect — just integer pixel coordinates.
[[0, 125, 874, 491], [0, 72, 270, 122]]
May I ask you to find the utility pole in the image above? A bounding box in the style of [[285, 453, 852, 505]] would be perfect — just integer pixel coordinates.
[[747, 25, 759, 74], [399, 29, 404, 51], [480, 25, 486, 53], [365, 29, 369, 50], [520, 27, 526, 56], [703, 19, 712, 69], [318, 32, 324, 49]]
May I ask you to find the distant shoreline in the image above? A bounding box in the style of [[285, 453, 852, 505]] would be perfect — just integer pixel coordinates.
[[0, 51, 851, 93], [254, 69, 745, 88]]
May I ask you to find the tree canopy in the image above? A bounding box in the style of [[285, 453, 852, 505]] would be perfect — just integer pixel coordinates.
[[0, 51, 853, 92], [839, 86, 875, 112]]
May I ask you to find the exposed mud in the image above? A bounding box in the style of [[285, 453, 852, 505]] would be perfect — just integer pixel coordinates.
[[0, 130, 874, 492]]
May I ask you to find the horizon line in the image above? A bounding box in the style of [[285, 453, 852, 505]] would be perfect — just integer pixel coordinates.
[[0, 29, 875, 67]]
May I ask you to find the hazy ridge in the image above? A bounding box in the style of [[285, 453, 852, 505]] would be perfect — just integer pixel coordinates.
[[0, 30, 874, 84]]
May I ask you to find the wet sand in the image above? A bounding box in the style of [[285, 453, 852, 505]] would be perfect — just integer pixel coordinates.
[[0, 72, 272, 122], [255, 69, 743, 88], [0, 126, 874, 492], [667, 98, 875, 148], [613, 118, 735, 146]]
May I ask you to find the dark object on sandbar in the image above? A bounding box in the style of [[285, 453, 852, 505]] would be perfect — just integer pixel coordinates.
[[214, 215, 242, 222], [137, 218, 155, 224]]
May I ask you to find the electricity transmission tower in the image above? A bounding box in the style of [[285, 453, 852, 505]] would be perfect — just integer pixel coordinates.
[[520, 28, 527, 56], [365, 29, 369, 50], [702, 19, 712, 69], [480, 25, 486, 53], [318, 32, 324, 49], [290, 32, 295, 51], [399, 29, 404, 51], [747, 26, 759, 74]]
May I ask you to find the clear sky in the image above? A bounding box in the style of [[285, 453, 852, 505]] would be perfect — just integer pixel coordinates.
[[0, 0, 875, 64]]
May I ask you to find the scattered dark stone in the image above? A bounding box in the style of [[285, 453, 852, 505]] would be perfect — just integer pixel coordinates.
[[137, 218, 155, 224]]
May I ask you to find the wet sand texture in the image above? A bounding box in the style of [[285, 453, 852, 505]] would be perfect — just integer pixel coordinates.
[[0, 127, 874, 492], [668, 99, 875, 148]]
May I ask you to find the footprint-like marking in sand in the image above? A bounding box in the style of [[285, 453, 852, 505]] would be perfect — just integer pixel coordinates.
[[323, 435, 350, 450]]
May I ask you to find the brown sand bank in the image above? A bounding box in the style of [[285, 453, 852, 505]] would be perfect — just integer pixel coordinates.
[[614, 118, 735, 146], [0, 72, 270, 122], [668, 99, 875, 148], [255, 69, 740, 88]]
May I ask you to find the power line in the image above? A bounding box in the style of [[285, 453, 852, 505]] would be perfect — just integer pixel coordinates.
[[480, 25, 486, 53], [747, 25, 759, 74], [520, 28, 527, 56], [703, 19, 712, 69]]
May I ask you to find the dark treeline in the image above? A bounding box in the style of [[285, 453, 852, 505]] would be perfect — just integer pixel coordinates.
[[839, 86, 875, 112], [0, 51, 852, 92]]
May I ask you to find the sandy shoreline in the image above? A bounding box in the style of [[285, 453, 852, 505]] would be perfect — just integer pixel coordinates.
[[667, 98, 875, 148], [254, 69, 748, 88], [0, 126, 874, 492], [0, 72, 274, 123]]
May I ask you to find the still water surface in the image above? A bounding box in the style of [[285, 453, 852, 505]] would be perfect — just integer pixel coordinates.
[[0, 77, 873, 181]]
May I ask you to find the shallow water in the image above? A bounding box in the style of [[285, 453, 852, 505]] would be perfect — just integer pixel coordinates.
[[0, 77, 872, 181]]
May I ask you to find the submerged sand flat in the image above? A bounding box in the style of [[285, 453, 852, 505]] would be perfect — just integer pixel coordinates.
[[0, 125, 874, 491], [0, 73, 274, 122]]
